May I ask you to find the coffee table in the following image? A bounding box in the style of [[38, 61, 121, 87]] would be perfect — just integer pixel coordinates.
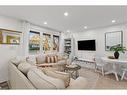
[[64, 64, 81, 79]]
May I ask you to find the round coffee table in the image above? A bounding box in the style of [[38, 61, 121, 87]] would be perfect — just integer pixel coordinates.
[[64, 64, 81, 79]]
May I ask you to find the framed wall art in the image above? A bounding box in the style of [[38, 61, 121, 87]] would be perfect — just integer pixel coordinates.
[[29, 31, 40, 53], [43, 33, 51, 52], [53, 35, 59, 51], [105, 31, 123, 51], [0, 28, 22, 45]]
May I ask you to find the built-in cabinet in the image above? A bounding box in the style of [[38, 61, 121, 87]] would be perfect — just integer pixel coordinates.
[[64, 38, 71, 55], [64, 38, 74, 61]]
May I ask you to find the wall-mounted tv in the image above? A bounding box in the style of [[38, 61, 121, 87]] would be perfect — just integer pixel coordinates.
[[78, 40, 96, 51]]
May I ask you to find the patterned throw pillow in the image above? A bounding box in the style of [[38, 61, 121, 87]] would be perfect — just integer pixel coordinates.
[[50, 56, 55, 63], [46, 56, 51, 63], [54, 55, 58, 63]]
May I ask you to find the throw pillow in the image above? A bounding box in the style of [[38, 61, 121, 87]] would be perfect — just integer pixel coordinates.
[[18, 62, 36, 75], [36, 55, 46, 64], [54, 55, 58, 63], [50, 56, 55, 63], [27, 68, 65, 89], [10, 56, 25, 66], [26, 56, 36, 65], [46, 56, 51, 63]]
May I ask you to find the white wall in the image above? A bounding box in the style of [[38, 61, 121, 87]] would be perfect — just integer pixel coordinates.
[[0, 15, 23, 82], [73, 24, 127, 61], [0, 16, 61, 82]]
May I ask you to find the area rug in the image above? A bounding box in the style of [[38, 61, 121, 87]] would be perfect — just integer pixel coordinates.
[[79, 67, 99, 89], [79, 67, 127, 89]]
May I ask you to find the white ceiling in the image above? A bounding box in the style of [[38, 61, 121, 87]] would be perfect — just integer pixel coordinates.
[[0, 6, 127, 32]]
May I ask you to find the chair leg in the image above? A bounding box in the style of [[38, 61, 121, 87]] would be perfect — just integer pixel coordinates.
[[114, 72, 119, 81], [101, 67, 104, 76], [121, 71, 126, 80], [95, 65, 97, 72]]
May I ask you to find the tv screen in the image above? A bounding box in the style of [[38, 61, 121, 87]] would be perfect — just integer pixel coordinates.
[[78, 40, 96, 51]]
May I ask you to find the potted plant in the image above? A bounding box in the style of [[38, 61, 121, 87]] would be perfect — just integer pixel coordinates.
[[110, 46, 126, 59]]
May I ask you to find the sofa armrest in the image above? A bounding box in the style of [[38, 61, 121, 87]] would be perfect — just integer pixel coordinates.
[[67, 77, 87, 89], [66, 58, 72, 65], [57, 60, 66, 65], [55, 71, 69, 75]]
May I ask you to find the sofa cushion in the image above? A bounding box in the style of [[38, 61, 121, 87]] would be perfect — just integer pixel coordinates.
[[42, 68, 70, 88], [10, 56, 25, 66], [18, 62, 36, 75], [67, 77, 87, 89], [36, 55, 46, 64], [27, 68, 65, 89]]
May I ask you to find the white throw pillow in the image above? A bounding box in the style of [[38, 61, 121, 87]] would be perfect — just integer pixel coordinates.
[[27, 68, 65, 89], [26, 56, 36, 65], [36, 55, 46, 64], [10, 56, 25, 66], [18, 62, 36, 75]]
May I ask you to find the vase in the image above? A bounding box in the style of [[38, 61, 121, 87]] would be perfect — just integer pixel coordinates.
[[114, 51, 119, 59]]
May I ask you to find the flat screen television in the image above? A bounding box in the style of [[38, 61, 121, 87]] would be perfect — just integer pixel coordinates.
[[78, 40, 96, 51]]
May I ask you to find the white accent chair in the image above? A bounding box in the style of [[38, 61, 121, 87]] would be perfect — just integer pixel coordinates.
[[121, 65, 127, 80], [95, 57, 107, 76]]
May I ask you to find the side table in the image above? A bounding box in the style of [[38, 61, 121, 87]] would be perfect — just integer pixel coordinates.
[[64, 64, 81, 79]]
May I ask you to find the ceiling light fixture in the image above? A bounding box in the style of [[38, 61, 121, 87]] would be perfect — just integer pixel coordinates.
[[112, 20, 116, 23], [64, 12, 69, 16], [67, 30, 70, 33], [84, 26, 87, 29], [44, 22, 47, 25]]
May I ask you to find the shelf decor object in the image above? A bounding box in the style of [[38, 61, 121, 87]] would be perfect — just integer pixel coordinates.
[[110, 46, 126, 59], [0, 28, 22, 45]]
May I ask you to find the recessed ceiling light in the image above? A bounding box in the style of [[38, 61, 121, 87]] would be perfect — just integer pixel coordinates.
[[84, 26, 87, 29], [44, 22, 47, 25], [67, 30, 70, 33], [64, 12, 69, 16], [112, 20, 116, 23]]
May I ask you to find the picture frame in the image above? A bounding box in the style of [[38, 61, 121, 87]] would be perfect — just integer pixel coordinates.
[[0, 28, 22, 45], [29, 31, 40, 53], [105, 31, 123, 51], [53, 35, 59, 51], [43, 33, 51, 52]]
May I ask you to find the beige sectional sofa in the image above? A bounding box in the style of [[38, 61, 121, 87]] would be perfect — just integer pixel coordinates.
[[27, 54, 69, 71], [8, 56, 87, 89]]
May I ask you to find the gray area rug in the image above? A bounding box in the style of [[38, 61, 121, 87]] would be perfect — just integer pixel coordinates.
[[79, 67, 127, 89]]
